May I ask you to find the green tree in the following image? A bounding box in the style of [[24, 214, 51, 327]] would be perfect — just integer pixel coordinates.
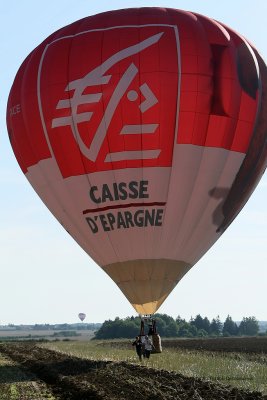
[[154, 317, 167, 335], [155, 314, 176, 336], [190, 314, 210, 335], [94, 317, 139, 339], [165, 320, 178, 337], [176, 315, 186, 324], [190, 314, 203, 330], [197, 328, 208, 337], [155, 313, 175, 325], [177, 321, 198, 337], [202, 317, 211, 334], [210, 316, 222, 336], [223, 315, 238, 336], [238, 316, 259, 336]]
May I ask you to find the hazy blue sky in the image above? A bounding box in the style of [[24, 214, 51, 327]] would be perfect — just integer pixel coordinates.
[[0, 1, 266, 325]]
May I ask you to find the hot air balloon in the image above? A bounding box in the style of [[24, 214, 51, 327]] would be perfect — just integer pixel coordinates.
[[7, 8, 267, 316], [78, 313, 86, 322]]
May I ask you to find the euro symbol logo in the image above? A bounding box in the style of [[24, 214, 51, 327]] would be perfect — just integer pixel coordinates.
[[51, 32, 163, 162]]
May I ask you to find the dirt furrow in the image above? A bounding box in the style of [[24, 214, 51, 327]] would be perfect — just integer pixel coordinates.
[[0, 350, 58, 399]]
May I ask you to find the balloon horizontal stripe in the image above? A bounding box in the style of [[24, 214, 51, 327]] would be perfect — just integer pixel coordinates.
[[82, 202, 166, 214]]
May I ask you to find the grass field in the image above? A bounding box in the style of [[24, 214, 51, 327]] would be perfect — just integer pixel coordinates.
[[42, 339, 267, 395]]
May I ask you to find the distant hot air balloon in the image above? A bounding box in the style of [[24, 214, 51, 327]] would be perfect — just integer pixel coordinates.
[[7, 8, 267, 315], [78, 313, 86, 322]]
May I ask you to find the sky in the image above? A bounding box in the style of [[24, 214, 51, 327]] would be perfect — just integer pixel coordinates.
[[0, 0, 266, 326]]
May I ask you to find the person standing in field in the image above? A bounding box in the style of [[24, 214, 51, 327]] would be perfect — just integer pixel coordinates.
[[132, 336, 143, 361], [144, 335, 154, 359]]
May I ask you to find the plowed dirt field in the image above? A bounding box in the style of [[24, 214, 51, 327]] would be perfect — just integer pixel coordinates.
[[0, 342, 266, 399]]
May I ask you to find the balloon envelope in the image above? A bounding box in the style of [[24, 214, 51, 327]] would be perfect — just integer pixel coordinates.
[[7, 8, 267, 314], [78, 313, 86, 322]]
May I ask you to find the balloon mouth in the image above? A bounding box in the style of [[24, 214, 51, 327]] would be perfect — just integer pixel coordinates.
[[102, 259, 192, 314], [132, 299, 168, 315]]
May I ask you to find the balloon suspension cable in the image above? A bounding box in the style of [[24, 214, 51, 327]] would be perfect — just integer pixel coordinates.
[[139, 314, 157, 336]]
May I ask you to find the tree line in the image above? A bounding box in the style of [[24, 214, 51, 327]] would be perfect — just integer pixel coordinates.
[[94, 313, 263, 339], [2, 323, 101, 331]]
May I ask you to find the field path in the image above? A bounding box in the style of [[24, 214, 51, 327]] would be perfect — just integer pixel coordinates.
[[0, 342, 266, 400]]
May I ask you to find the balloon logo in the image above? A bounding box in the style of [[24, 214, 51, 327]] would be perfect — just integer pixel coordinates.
[[7, 8, 267, 315], [78, 313, 86, 322]]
